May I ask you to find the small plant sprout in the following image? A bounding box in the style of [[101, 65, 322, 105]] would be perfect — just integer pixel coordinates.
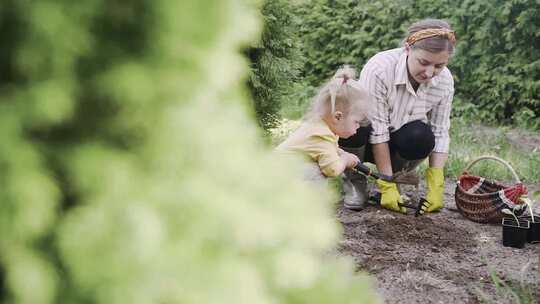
[[520, 197, 535, 223], [502, 207, 521, 227], [521, 191, 540, 223]]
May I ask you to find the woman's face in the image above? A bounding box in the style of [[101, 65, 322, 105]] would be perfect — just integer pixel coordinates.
[[406, 46, 450, 84]]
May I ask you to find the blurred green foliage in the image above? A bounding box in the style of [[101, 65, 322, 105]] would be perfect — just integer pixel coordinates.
[[252, 0, 539, 130], [0, 0, 379, 303]]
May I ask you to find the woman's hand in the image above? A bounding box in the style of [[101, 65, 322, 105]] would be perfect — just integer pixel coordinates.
[[376, 180, 407, 213], [423, 167, 445, 212]]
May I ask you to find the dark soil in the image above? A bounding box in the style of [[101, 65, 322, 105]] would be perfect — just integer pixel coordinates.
[[336, 182, 540, 304]]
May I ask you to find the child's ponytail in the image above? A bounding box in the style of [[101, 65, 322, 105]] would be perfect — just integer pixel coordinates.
[[306, 65, 361, 120], [327, 65, 356, 113]]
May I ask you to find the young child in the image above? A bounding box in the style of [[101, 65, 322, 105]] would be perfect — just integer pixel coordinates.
[[276, 66, 369, 182]]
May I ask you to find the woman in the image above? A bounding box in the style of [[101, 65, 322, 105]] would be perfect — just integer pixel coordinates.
[[340, 19, 455, 213]]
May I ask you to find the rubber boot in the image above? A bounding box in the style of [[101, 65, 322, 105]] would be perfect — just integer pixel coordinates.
[[341, 147, 368, 210]]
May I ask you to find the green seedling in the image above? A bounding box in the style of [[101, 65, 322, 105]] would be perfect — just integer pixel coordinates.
[[520, 190, 540, 223], [502, 206, 524, 227], [520, 198, 536, 223]]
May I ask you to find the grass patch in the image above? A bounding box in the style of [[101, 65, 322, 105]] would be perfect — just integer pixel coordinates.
[[445, 118, 540, 183]]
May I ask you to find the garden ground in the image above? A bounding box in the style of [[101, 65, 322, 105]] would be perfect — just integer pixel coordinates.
[[337, 181, 540, 304]]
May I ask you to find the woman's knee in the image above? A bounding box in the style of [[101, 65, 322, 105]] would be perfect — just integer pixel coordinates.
[[390, 120, 435, 160]]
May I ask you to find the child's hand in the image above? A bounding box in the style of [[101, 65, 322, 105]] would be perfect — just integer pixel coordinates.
[[342, 152, 360, 168]]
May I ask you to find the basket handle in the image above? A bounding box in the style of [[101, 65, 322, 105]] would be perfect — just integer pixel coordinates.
[[463, 155, 521, 184]]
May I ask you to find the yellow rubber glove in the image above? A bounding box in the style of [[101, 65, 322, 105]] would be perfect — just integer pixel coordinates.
[[376, 179, 406, 214], [423, 167, 445, 213]]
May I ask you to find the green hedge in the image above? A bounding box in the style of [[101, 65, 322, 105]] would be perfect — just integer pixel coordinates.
[[246, 0, 305, 129], [256, 0, 539, 129]]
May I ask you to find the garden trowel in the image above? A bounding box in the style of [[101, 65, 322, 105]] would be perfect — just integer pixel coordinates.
[[353, 162, 420, 185]]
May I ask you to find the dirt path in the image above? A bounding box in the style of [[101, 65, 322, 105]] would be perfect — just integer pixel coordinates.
[[337, 182, 540, 303]]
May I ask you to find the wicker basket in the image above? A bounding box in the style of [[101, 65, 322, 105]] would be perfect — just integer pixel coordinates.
[[455, 156, 528, 224]]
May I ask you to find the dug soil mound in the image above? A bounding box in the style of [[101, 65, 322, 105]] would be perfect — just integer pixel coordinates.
[[336, 182, 540, 304]]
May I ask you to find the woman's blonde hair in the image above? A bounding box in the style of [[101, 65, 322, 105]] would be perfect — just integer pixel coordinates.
[[305, 65, 368, 120]]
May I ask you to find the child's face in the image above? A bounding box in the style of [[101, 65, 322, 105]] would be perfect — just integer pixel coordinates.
[[333, 111, 365, 138]]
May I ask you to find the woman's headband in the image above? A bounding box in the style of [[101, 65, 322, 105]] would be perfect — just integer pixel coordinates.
[[406, 28, 456, 46]]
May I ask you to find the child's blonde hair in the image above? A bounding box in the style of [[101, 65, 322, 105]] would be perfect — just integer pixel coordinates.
[[305, 65, 369, 120]]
